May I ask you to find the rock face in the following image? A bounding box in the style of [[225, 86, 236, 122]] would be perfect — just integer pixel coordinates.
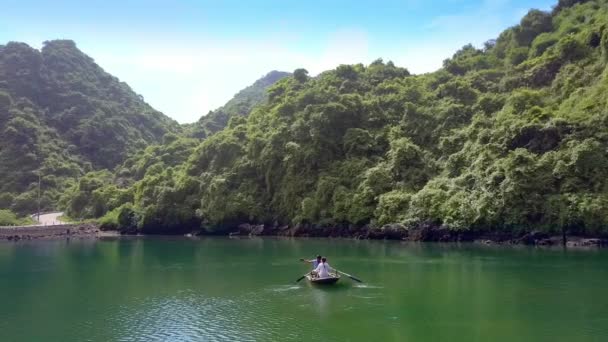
[[210, 222, 608, 248], [518, 231, 550, 245], [4, 220, 603, 248], [566, 238, 608, 248], [236, 223, 265, 236], [225, 222, 441, 241]]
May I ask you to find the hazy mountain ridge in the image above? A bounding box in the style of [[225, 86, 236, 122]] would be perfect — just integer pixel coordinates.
[[186, 70, 290, 139]]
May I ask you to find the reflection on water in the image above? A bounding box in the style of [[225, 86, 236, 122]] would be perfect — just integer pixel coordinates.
[[111, 295, 256, 341], [0, 237, 607, 341], [308, 284, 348, 317]]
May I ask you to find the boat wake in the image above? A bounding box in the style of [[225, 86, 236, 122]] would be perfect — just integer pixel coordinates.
[[266, 285, 302, 292], [353, 284, 383, 289]]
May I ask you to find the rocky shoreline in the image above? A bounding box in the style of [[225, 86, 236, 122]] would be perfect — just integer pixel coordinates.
[[221, 222, 608, 248], [0, 223, 111, 241], [3, 221, 606, 248]]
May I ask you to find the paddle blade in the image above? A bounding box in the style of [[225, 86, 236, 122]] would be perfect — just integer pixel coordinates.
[[296, 275, 307, 283], [337, 270, 363, 283], [348, 275, 363, 283]]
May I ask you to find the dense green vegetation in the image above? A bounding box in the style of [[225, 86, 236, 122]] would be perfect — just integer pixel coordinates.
[[0, 40, 179, 215], [58, 71, 290, 225], [0, 209, 33, 226], [4, 0, 608, 236]]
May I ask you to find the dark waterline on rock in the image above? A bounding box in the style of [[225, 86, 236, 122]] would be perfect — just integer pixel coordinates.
[[4, 221, 608, 248]]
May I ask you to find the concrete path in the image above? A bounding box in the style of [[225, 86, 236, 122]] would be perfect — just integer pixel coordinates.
[[33, 212, 65, 226]]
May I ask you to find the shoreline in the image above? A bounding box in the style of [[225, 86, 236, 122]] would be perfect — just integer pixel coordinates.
[[3, 222, 607, 248], [0, 223, 116, 241], [212, 222, 608, 248]]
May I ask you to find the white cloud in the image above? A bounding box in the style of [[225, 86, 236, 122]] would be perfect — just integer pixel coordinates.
[[310, 28, 371, 73], [388, 0, 527, 74], [85, 0, 533, 123], [395, 45, 455, 74], [90, 33, 378, 123], [136, 54, 200, 73], [425, 0, 509, 40]]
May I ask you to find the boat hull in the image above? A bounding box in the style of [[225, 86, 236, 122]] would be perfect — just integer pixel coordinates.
[[306, 275, 340, 285]]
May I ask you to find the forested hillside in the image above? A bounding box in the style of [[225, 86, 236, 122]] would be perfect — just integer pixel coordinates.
[[185, 70, 290, 139], [59, 70, 290, 220], [0, 40, 178, 214], [9, 0, 608, 237]]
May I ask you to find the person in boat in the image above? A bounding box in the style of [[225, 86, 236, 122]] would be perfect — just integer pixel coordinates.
[[301, 255, 322, 270], [313, 257, 333, 278]]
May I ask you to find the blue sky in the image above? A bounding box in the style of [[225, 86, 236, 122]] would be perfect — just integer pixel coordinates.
[[0, 0, 555, 123]]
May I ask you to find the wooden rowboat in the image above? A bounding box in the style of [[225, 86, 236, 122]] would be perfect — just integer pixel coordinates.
[[306, 273, 341, 285]]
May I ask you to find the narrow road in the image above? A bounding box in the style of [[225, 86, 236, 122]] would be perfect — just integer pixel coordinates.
[[33, 212, 65, 226]]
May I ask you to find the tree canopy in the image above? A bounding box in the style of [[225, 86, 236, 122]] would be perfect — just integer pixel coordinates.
[[4, 0, 608, 236], [0, 40, 178, 215]]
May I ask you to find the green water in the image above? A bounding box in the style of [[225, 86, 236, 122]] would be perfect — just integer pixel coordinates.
[[1, 237, 607, 341]]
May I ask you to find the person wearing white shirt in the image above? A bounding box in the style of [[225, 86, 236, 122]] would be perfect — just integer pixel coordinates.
[[301, 255, 322, 270], [314, 257, 333, 278]]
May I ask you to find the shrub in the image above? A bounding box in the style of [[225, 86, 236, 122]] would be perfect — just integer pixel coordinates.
[[0, 209, 19, 226]]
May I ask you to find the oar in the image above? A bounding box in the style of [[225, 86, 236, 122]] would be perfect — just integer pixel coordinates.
[[296, 258, 312, 282], [336, 269, 363, 283], [296, 272, 310, 283]]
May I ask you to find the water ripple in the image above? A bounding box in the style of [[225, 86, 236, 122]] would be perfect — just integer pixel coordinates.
[[104, 290, 319, 341]]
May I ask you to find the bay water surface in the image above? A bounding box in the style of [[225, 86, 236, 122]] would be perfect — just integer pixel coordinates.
[[1, 237, 607, 341]]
